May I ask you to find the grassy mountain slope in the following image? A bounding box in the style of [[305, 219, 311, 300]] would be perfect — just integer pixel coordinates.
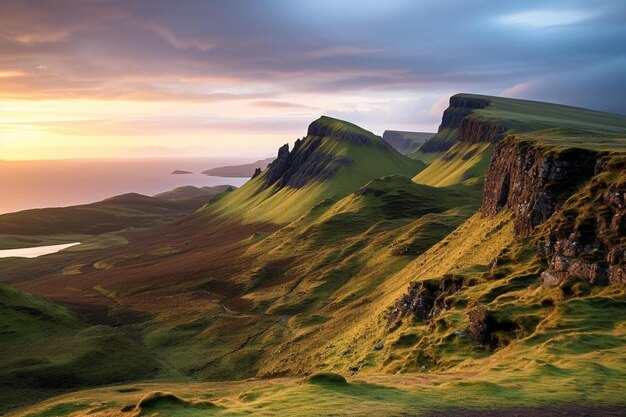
[[420, 93, 626, 153], [208, 116, 425, 224], [3, 98, 626, 416], [413, 142, 494, 186]]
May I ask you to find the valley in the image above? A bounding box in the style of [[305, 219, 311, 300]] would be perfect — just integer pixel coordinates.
[[1, 94, 625, 416]]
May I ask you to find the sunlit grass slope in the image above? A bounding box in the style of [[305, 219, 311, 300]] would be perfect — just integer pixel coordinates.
[[208, 116, 425, 224], [413, 142, 494, 186], [140, 175, 481, 382]]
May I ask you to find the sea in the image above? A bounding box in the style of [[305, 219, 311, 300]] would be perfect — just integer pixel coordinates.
[[0, 157, 251, 214]]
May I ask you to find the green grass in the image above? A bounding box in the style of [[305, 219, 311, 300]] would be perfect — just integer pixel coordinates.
[[420, 93, 626, 152], [413, 143, 494, 186], [0, 284, 160, 413], [3, 103, 626, 416], [207, 116, 425, 224]]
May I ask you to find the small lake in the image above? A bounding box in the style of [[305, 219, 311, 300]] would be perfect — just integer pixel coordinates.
[[0, 242, 81, 258]]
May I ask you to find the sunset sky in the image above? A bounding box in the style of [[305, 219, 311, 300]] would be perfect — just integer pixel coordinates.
[[1, 0, 625, 160]]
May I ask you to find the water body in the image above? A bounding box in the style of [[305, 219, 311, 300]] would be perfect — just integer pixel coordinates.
[[0, 242, 81, 258], [0, 158, 251, 214]]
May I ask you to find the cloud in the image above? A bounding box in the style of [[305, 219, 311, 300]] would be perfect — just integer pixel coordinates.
[[497, 9, 594, 29], [0, 0, 624, 159]]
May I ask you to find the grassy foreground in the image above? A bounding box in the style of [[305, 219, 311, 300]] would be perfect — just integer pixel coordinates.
[[11, 366, 626, 417]]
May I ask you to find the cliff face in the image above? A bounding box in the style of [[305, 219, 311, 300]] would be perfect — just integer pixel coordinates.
[[420, 95, 505, 152], [537, 157, 626, 286], [481, 137, 625, 285], [481, 138, 598, 236], [263, 136, 353, 189]]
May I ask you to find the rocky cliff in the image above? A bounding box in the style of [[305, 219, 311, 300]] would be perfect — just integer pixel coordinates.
[[481, 137, 625, 285], [481, 138, 599, 236], [420, 95, 506, 152], [537, 156, 625, 286], [263, 137, 353, 189]]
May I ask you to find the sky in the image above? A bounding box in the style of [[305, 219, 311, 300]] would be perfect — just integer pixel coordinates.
[[0, 0, 625, 160]]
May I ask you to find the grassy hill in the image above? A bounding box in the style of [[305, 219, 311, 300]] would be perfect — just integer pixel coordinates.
[[0, 186, 231, 250], [208, 116, 425, 223], [0, 283, 160, 413], [419, 93, 626, 153], [3, 97, 626, 416]]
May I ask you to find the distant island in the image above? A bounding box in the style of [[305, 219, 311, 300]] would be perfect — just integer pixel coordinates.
[[202, 157, 274, 178], [171, 170, 193, 175]]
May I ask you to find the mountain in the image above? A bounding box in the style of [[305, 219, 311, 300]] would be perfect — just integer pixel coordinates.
[[418, 93, 626, 153], [208, 116, 426, 223], [382, 130, 433, 154], [202, 157, 275, 177], [2, 97, 626, 416]]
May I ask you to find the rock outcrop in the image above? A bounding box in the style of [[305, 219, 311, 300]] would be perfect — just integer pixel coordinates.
[[537, 157, 626, 286], [482, 137, 625, 286], [421, 95, 506, 152], [387, 277, 463, 326], [468, 306, 516, 349], [481, 138, 599, 236], [262, 120, 363, 190]]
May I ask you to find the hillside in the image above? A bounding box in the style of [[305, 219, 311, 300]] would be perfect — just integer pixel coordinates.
[[208, 116, 426, 223], [3, 97, 626, 416], [0, 186, 232, 250], [419, 93, 626, 153]]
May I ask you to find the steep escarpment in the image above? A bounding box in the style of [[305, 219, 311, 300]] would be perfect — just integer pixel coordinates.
[[263, 137, 353, 189], [537, 156, 626, 285], [420, 94, 498, 152], [420, 93, 626, 154], [481, 138, 599, 236], [481, 135, 625, 286]]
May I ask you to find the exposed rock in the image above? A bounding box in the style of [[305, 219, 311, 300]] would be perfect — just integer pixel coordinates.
[[251, 167, 262, 179], [481, 138, 598, 236], [536, 160, 626, 286], [468, 307, 490, 346], [387, 276, 463, 326], [262, 121, 364, 190], [482, 138, 625, 286], [421, 95, 505, 152], [468, 306, 517, 349]]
